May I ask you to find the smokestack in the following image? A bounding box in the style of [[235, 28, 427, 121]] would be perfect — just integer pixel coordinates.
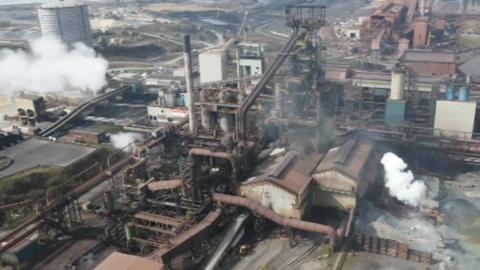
[[184, 35, 196, 134], [420, 0, 425, 16]]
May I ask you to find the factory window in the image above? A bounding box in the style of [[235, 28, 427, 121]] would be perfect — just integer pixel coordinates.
[[153, 116, 157, 121], [149, 115, 153, 120], [350, 33, 356, 38]]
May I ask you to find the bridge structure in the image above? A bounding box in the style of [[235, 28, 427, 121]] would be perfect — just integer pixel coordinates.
[[39, 85, 133, 137]]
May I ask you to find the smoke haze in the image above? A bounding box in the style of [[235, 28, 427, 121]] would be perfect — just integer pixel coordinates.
[[110, 132, 143, 152], [381, 152, 427, 207], [0, 37, 108, 95]]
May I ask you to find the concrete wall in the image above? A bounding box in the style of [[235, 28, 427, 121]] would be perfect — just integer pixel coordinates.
[[147, 106, 188, 124], [199, 52, 224, 83], [313, 171, 357, 193], [434, 100, 477, 139], [311, 187, 356, 211], [239, 58, 263, 77], [240, 182, 303, 219]]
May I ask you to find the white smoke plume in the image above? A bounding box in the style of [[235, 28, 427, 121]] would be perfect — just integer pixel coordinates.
[[110, 132, 143, 152], [0, 37, 108, 95], [381, 152, 427, 207]]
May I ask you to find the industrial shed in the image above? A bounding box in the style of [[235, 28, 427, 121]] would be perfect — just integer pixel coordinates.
[[240, 151, 322, 219], [69, 128, 106, 145], [312, 136, 381, 211], [401, 50, 456, 77]]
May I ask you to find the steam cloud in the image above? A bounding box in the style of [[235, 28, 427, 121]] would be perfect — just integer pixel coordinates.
[[0, 37, 108, 95], [381, 152, 427, 207], [110, 132, 143, 152]]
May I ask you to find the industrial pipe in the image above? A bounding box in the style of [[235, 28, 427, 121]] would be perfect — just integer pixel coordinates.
[[237, 30, 302, 141], [147, 179, 182, 192], [212, 193, 347, 248], [189, 148, 234, 165]]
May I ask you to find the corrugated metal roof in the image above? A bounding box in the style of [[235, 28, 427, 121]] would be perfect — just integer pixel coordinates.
[[95, 252, 164, 270], [315, 135, 376, 183], [403, 50, 456, 63], [242, 152, 322, 196]]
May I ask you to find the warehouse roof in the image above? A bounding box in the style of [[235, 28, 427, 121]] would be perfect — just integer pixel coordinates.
[[95, 252, 164, 270], [316, 136, 374, 178], [242, 151, 322, 196], [403, 50, 456, 63]]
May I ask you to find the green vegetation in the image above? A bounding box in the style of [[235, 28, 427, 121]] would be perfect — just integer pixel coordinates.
[[0, 166, 65, 205]]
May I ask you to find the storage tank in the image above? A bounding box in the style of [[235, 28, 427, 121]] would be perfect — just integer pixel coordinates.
[[458, 86, 470, 101], [37, 1, 92, 46], [446, 85, 455, 101], [390, 70, 406, 100]]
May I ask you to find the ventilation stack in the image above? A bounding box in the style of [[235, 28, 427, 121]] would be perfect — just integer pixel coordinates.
[[183, 35, 196, 134]]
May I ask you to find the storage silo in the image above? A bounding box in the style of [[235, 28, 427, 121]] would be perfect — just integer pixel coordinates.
[[37, 1, 92, 46]]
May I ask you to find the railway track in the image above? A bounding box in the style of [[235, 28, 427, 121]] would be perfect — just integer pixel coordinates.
[[39, 85, 132, 137]]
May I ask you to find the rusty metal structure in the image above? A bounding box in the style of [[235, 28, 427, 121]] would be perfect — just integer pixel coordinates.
[[3, 2, 468, 269], [212, 193, 350, 248], [352, 233, 433, 264]]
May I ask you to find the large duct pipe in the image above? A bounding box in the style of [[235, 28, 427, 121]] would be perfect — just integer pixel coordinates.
[[184, 35, 196, 134], [189, 148, 233, 161], [189, 148, 238, 182], [212, 193, 347, 248]]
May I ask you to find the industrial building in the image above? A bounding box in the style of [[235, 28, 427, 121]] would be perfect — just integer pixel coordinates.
[[312, 136, 380, 211], [240, 151, 321, 219], [37, 1, 93, 46], [3, 1, 480, 269], [68, 128, 106, 145], [237, 43, 265, 77], [0, 95, 46, 127]]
